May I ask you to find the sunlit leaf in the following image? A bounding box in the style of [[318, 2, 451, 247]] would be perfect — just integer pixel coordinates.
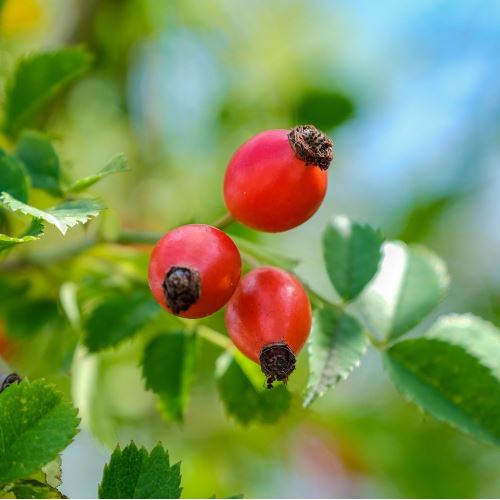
[[0, 379, 79, 484], [142, 332, 197, 422], [99, 442, 182, 499], [357, 241, 449, 340], [0, 191, 104, 235], [304, 305, 367, 407], [3, 47, 92, 135]]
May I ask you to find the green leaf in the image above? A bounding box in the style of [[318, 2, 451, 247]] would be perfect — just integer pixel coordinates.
[[15, 130, 62, 197], [3, 47, 92, 135], [0, 379, 79, 484], [215, 351, 291, 425], [322, 216, 382, 301], [67, 155, 128, 193], [384, 337, 500, 446], [304, 305, 368, 407], [426, 313, 500, 380], [357, 242, 449, 340], [83, 289, 160, 352], [98, 442, 182, 499], [0, 150, 29, 203], [4, 299, 59, 338], [142, 332, 197, 423], [295, 88, 355, 130], [0, 278, 29, 306], [0, 191, 104, 235], [0, 218, 44, 251]]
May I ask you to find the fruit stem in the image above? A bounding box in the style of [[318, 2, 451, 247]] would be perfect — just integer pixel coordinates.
[[211, 212, 235, 230], [197, 325, 235, 351]]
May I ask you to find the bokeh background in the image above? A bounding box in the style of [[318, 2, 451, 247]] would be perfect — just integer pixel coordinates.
[[1, 0, 500, 497]]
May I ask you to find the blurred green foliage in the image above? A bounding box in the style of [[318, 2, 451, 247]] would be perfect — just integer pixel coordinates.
[[1, 0, 500, 498]]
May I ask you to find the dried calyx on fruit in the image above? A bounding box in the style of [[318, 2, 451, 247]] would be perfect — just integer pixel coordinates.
[[288, 124, 333, 170], [0, 372, 21, 393], [259, 342, 296, 389], [163, 266, 201, 314]]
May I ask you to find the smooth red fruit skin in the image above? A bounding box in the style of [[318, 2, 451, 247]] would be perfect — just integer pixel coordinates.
[[224, 129, 327, 232], [225, 266, 312, 363], [148, 224, 241, 319]]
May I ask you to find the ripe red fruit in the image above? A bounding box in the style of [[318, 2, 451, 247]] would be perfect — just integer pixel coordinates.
[[225, 266, 312, 388], [148, 224, 241, 319], [224, 125, 333, 232]]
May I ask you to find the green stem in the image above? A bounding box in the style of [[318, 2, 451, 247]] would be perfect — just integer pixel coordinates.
[[197, 325, 234, 351], [211, 212, 235, 230]]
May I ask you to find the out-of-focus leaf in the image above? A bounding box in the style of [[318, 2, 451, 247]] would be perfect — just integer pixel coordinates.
[[357, 241, 449, 340], [15, 130, 62, 197], [215, 351, 291, 425], [322, 215, 382, 301], [0, 218, 44, 251], [83, 289, 160, 352], [98, 442, 182, 499], [3, 47, 92, 135], [384, 337, 500, 446], [295, 88, 355, 130], [67, 154, 128, 193], [0, 379, 79, 484], [304, 305, 367, 407], [230, 235, 299, 271], [4, 298, 60, 338], [0, 191, 104, 235], [142, 332, 197, 422], [0, 278, 29, 306], [0, 150, 29, 203]]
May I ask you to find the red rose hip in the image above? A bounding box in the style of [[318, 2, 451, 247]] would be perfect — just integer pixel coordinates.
[[224, 125, 333, 232], [148, 224, 241, 318], [225, 266, 312, 388]]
